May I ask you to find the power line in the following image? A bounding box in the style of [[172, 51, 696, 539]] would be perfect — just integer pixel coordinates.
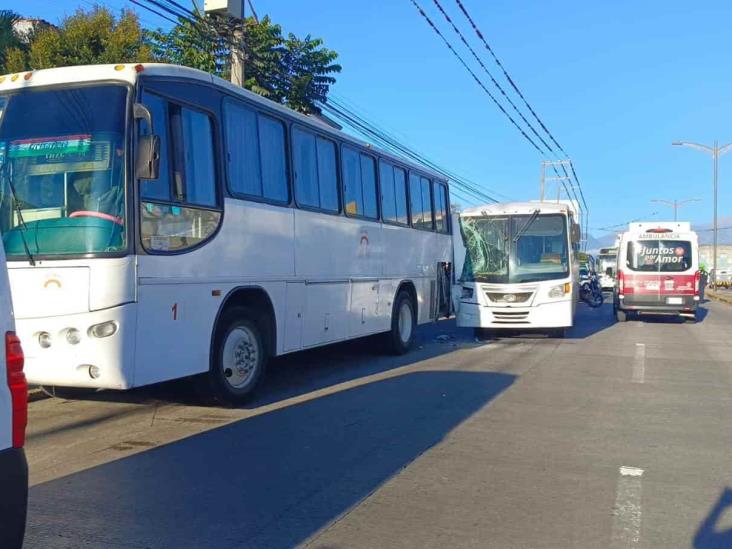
[[430, 0, 554, 155], [406, 0, 544, 155], [453, 0, 566, 156]]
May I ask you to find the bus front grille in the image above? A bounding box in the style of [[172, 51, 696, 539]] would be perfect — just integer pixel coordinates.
[[492, 311, 530, 323]]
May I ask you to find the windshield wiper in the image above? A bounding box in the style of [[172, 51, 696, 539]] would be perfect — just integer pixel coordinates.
[[0, 162, 35, 266], [512, 210, 540, 243]]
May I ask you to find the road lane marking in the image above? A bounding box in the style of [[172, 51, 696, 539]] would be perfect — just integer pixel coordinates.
[[611, 466, 644, 548], [632, 344, 646, 384]]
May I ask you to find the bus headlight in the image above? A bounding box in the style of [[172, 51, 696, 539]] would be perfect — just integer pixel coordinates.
[[88, 321, 118, 339], [549, 283, 571, 298], [38, 332, 52, 349], [461, 286, 474, 299], [65, 328, 81, 345]]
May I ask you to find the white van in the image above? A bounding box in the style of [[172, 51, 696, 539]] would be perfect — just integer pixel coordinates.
[[614, 222, 700, 322], [0, 234, 28, 548]]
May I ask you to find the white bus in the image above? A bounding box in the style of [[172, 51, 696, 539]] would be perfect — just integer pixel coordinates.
[[454, 201, 580, 337], [0, 64, 452, 404]]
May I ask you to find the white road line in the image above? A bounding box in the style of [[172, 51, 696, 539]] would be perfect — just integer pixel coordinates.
[[632, 344, 646, 384], [611, 466, 644, 548]]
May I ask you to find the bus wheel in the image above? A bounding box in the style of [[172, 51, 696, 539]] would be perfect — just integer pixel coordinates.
[[615, 309, 627, 323], [208, 307, 268, 406], [40, 386, 97, 400], [386, 291, 416, 355]]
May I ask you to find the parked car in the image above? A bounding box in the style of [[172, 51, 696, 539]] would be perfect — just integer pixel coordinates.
[[0, 231, 28, 549]]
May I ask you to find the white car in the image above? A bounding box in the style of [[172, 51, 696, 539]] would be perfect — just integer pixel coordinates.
[[0, 234, 28, 548]]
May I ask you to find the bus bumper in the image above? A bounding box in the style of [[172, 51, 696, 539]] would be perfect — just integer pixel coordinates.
[[15, 303, 137, 389], [456, 299, 573, 329], [617, 294, 698, 314]]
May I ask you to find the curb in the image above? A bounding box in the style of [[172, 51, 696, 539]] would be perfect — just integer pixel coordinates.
[[707, 290, 732, 306]]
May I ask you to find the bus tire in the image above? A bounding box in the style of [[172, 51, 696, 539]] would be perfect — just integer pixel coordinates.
[[208, 306, 268, 406], [615, 309, 627, 323], [386, 290, 417, 355]]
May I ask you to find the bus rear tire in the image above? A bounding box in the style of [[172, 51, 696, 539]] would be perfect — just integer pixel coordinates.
[[207, 306, 268, 407], [386, 290, 416, 355]]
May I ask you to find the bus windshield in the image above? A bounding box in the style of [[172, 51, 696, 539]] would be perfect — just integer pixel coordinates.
[[461, 213, 569, 284], [0, 85, 128, 258]]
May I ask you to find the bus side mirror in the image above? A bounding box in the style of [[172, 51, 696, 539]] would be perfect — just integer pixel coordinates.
[[133, 103, 160, 180], [571, 224, 581, 243]]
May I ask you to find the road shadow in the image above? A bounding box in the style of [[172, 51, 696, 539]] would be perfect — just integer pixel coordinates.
[[694, 488, 732, 549], [629, 303, 709, 324], [26, 370, 515, 549], [59, 319, 485, 408], [472, 301, 616, 341]]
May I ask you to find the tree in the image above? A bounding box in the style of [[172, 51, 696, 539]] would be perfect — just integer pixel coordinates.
[[0, 10, 25, 73], [149, 14, 340, 114], [25, 6, 153, 70]]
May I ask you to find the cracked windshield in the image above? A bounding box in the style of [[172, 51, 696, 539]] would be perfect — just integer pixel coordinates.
[[462, 214, 569, 283]]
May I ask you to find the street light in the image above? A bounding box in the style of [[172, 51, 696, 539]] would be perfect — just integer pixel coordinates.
[[650, 198, 701, 222], [672, 140, 732, 284]]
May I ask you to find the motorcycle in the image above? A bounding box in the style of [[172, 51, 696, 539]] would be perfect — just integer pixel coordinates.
[[580, 270, 604, 308]]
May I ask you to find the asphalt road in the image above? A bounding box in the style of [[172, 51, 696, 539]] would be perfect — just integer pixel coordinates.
[[22, 299, 732, 549]]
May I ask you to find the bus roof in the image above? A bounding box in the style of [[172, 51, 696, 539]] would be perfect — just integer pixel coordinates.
[[0, 63, 447, 184], [460, 201, 574, 218]]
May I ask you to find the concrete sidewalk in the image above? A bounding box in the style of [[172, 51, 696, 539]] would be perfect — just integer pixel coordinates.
[[707, 288, 732, 306]]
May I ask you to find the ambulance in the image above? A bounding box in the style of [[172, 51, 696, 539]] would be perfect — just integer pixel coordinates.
[[614, 222, 700, 322]]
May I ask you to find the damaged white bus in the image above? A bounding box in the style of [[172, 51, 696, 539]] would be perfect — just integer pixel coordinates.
[[453, 201, 581, 337]]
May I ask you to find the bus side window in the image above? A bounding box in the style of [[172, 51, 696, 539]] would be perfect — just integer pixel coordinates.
[[140, 98, 221, 253], [139, 92, 172, 202], [434, 182, 448, 233], [293, 127, 338, 212]]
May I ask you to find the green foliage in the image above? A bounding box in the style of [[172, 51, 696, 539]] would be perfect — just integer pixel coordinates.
[[19, 6, 153, 71], [148, 14, 341, 114], [0, 10, 25, 73]]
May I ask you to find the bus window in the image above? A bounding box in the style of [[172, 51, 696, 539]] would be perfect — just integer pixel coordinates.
[[409, 173, 433, 230], [140, 93, 172, 202], [140, 98, 221, 253], [379, 161, 396, 222], [293, 127, 338, 212], [434, 181, 448, 233], [343, 146, 377, 219], [360, 155, 378, 219], [224, 101, 288, 203]]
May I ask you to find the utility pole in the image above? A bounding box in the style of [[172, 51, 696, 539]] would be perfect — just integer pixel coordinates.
[[650, 198, 701, 222], [672, 140, 732, 285], [540, 160, 572, 202], [231, 26, 245, 87], [204, 0, 245, 86]]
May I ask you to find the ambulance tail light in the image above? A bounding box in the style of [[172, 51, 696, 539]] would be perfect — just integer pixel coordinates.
[[694, 270, 701, 296], [617, 270, 625, 295]]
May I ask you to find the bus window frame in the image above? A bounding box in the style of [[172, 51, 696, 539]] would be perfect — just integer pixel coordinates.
[[290, 123, 342, 216], [341, 143, 380, 222], [407, 169, 436, 232], [222, 97, 291, 207], [378, 159, 411, 228], [135, 81, 224, 256]]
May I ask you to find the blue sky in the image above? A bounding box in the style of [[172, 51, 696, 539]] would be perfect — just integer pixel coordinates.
[[14, 0, 732, 235]]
